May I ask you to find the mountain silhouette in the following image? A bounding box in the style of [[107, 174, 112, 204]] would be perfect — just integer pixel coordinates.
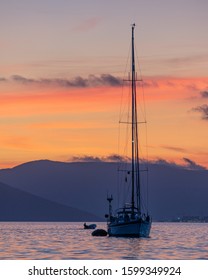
[[0, 160, 207, 221], [0, 180, 100, 221], [0, 160, 117, 220]]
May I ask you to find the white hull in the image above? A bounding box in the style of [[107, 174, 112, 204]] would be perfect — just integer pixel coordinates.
[[108, 220, 151, 237]]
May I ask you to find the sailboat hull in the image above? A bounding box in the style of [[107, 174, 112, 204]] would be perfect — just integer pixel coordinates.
[[108, 220, 151, 238]]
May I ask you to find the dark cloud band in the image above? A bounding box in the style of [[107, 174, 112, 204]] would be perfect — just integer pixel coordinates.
[[192, 104, 208, 120], [10, 74, 122, 88]]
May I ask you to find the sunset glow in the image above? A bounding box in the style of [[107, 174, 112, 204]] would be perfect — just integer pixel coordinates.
[[0, 0, 208, 169]]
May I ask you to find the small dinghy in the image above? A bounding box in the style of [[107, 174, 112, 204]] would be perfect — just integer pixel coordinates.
[[84, 223, 97, 229]]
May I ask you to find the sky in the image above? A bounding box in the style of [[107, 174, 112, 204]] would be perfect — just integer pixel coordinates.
[[0, 0, 208, 169]]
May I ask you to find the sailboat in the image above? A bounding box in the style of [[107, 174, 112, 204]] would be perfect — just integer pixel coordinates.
[[106, 24, 152, 237]]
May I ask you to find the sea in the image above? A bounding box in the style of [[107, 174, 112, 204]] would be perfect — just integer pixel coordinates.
[[0, 222, 208, 260]]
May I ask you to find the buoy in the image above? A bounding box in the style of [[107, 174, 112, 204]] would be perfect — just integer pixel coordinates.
[[91, 229, 108, 236]]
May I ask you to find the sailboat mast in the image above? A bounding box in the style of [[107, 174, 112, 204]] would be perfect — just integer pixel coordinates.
[[131, 23, 136, 212], [106, 24, 151, 238]]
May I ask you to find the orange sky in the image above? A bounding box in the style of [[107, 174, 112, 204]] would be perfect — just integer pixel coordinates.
[[1, 0, 208, 169], [0, 76, 208, 169]]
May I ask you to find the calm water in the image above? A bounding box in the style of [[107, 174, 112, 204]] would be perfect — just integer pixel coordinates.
[[0, 222, 208, 260]]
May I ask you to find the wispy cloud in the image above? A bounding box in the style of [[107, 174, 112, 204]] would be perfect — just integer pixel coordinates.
[[192, 104, 208, 120], [10, 74, 122, 88], [151, 157, 206, 170], [160, 53, 208, 76], [0, 77, 6, 82], [142, 80, 159, 88], [200, 90, 208, 98], [70, 154, 207, 170], [71, 155, 102, 162], [151, 158, 179, 168], [161, 145, 187, 153], [12, 75, 35, 84], [166, 53, 208, 65], [70, 154, 129, 163], [183, 157, 206, 170], [73, 17, 101, 32]]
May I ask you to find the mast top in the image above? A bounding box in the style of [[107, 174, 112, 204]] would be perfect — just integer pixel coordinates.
[[131, 23, 136, 44], [131, 23, 136, 30]]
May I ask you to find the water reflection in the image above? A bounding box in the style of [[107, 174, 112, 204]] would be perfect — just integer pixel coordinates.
[[0, 222, 208, 259]]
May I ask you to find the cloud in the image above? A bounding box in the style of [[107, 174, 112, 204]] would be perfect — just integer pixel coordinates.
[[161, 146, 187, 153], [183, 158, 206, 170], [71, 156, 102, 162], [5, 75, 208, 94], [70, 155, 207, 170], [98, 74, 122, 86], [142, 80, 159, 88], [105, 154, 129, 162], [10, 74, 122, 88], [151, 157, 206, 170], [151, 158, 179, 168], [70, 154, 129, 163], [200, 91, 208, 98], [0, 77, 7, 82], [73, 17, 101, 32], [12, 75, 35, 84], [192, 104, 208, 120], [165, 53, 208, 68]]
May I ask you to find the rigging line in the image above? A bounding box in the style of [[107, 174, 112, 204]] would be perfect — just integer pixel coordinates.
[[144, 107, 149, 214], [138, 69, 150, 214], [119, 83, 131, 166], [117, 122, 131, 209], [134, 49, 143, 213], [118, 103, 132, 209], [119, 42, 131, 123], [117, 43, 131, 210], [117, 49, 131, 207], [135, 35, 150, 215], [135, 93, 141, 212], [135, 46, 147, 122]]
